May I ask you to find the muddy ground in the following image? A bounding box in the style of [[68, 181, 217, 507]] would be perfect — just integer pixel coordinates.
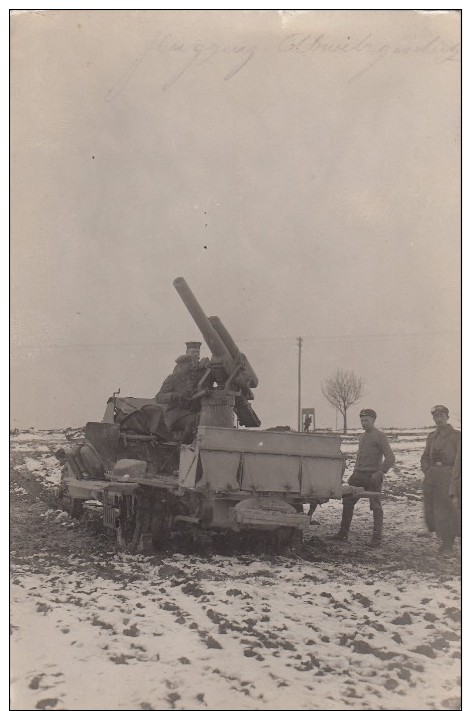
[[10, 431, 461, 710]]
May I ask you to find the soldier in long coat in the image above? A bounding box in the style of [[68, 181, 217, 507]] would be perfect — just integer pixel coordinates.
[[420, 405, 460, 555], [449, 440, 461, 512]]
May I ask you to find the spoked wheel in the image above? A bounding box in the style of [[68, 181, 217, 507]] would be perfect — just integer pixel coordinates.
[[116, 495, 142, 553]]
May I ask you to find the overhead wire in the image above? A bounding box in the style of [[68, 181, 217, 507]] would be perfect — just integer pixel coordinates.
[[12, 330, 460, 350]]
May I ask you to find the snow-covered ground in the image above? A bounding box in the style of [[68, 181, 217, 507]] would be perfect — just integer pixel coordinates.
[[10, 429, 461, 710]]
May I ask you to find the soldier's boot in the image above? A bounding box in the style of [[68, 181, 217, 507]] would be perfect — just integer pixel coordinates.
[[366, 509, 383, 548], [329, 505, 354, 541], [438, 536, 455, 557]]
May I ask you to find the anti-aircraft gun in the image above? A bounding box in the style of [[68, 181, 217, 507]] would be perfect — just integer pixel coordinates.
[[56, 279, 345, 554], [172, 276, 260, 429]]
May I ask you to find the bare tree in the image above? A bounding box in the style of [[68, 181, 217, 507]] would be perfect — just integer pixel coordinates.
[[322, 369, 364, 433]]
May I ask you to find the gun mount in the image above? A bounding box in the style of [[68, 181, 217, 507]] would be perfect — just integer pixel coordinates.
[[173, 277, 260, 428]]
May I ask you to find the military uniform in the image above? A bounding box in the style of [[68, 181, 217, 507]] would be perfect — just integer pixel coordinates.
[[348, 428, 396, 489], [333, 409, 395, 546], [155, 355, 198, 443], [449, 440, 461, 511], [421, 421, 460, 548]]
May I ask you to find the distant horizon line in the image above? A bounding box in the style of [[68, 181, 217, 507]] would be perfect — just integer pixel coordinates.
[[10, 423, 459, 433]]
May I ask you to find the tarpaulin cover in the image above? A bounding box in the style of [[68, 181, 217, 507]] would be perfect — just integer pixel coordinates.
[[111, 397, 169, 438]]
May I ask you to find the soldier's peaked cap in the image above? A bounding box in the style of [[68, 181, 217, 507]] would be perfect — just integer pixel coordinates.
[[431, 405, 449, 415], [175, 354, 193, 364], [360, 408, 377, 419]]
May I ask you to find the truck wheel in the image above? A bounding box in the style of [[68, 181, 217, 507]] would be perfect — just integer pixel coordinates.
[[60, 493, 84, 519], [116, 496, 141, 553], [151, 513, 172, 551], [273, 527, 303, 554], [289, 528, 303, 552], [119, 518, 143, 554], [116, 515, 142, 553]]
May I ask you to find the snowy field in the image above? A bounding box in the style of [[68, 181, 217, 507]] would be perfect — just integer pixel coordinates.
[[10, 428, 461, 710]]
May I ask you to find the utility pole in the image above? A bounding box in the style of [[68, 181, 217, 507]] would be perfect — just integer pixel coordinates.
[[297, 336, 303, 432]]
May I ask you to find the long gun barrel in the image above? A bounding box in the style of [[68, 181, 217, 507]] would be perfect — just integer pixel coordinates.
[[208, 316, 258, 389], [173, 277, 260, 427], [173, 278, 231, 360]]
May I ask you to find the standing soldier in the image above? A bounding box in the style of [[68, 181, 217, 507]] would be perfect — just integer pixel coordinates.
[[420, 405, 460, 556], [449, 440, 461, 512], [331, 408, 395, 547]]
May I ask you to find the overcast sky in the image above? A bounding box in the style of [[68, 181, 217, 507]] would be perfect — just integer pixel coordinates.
[[10, 10, 461, 431]]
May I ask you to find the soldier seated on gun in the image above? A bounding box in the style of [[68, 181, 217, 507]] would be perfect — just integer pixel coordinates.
[[155, 354, 207, 444]]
